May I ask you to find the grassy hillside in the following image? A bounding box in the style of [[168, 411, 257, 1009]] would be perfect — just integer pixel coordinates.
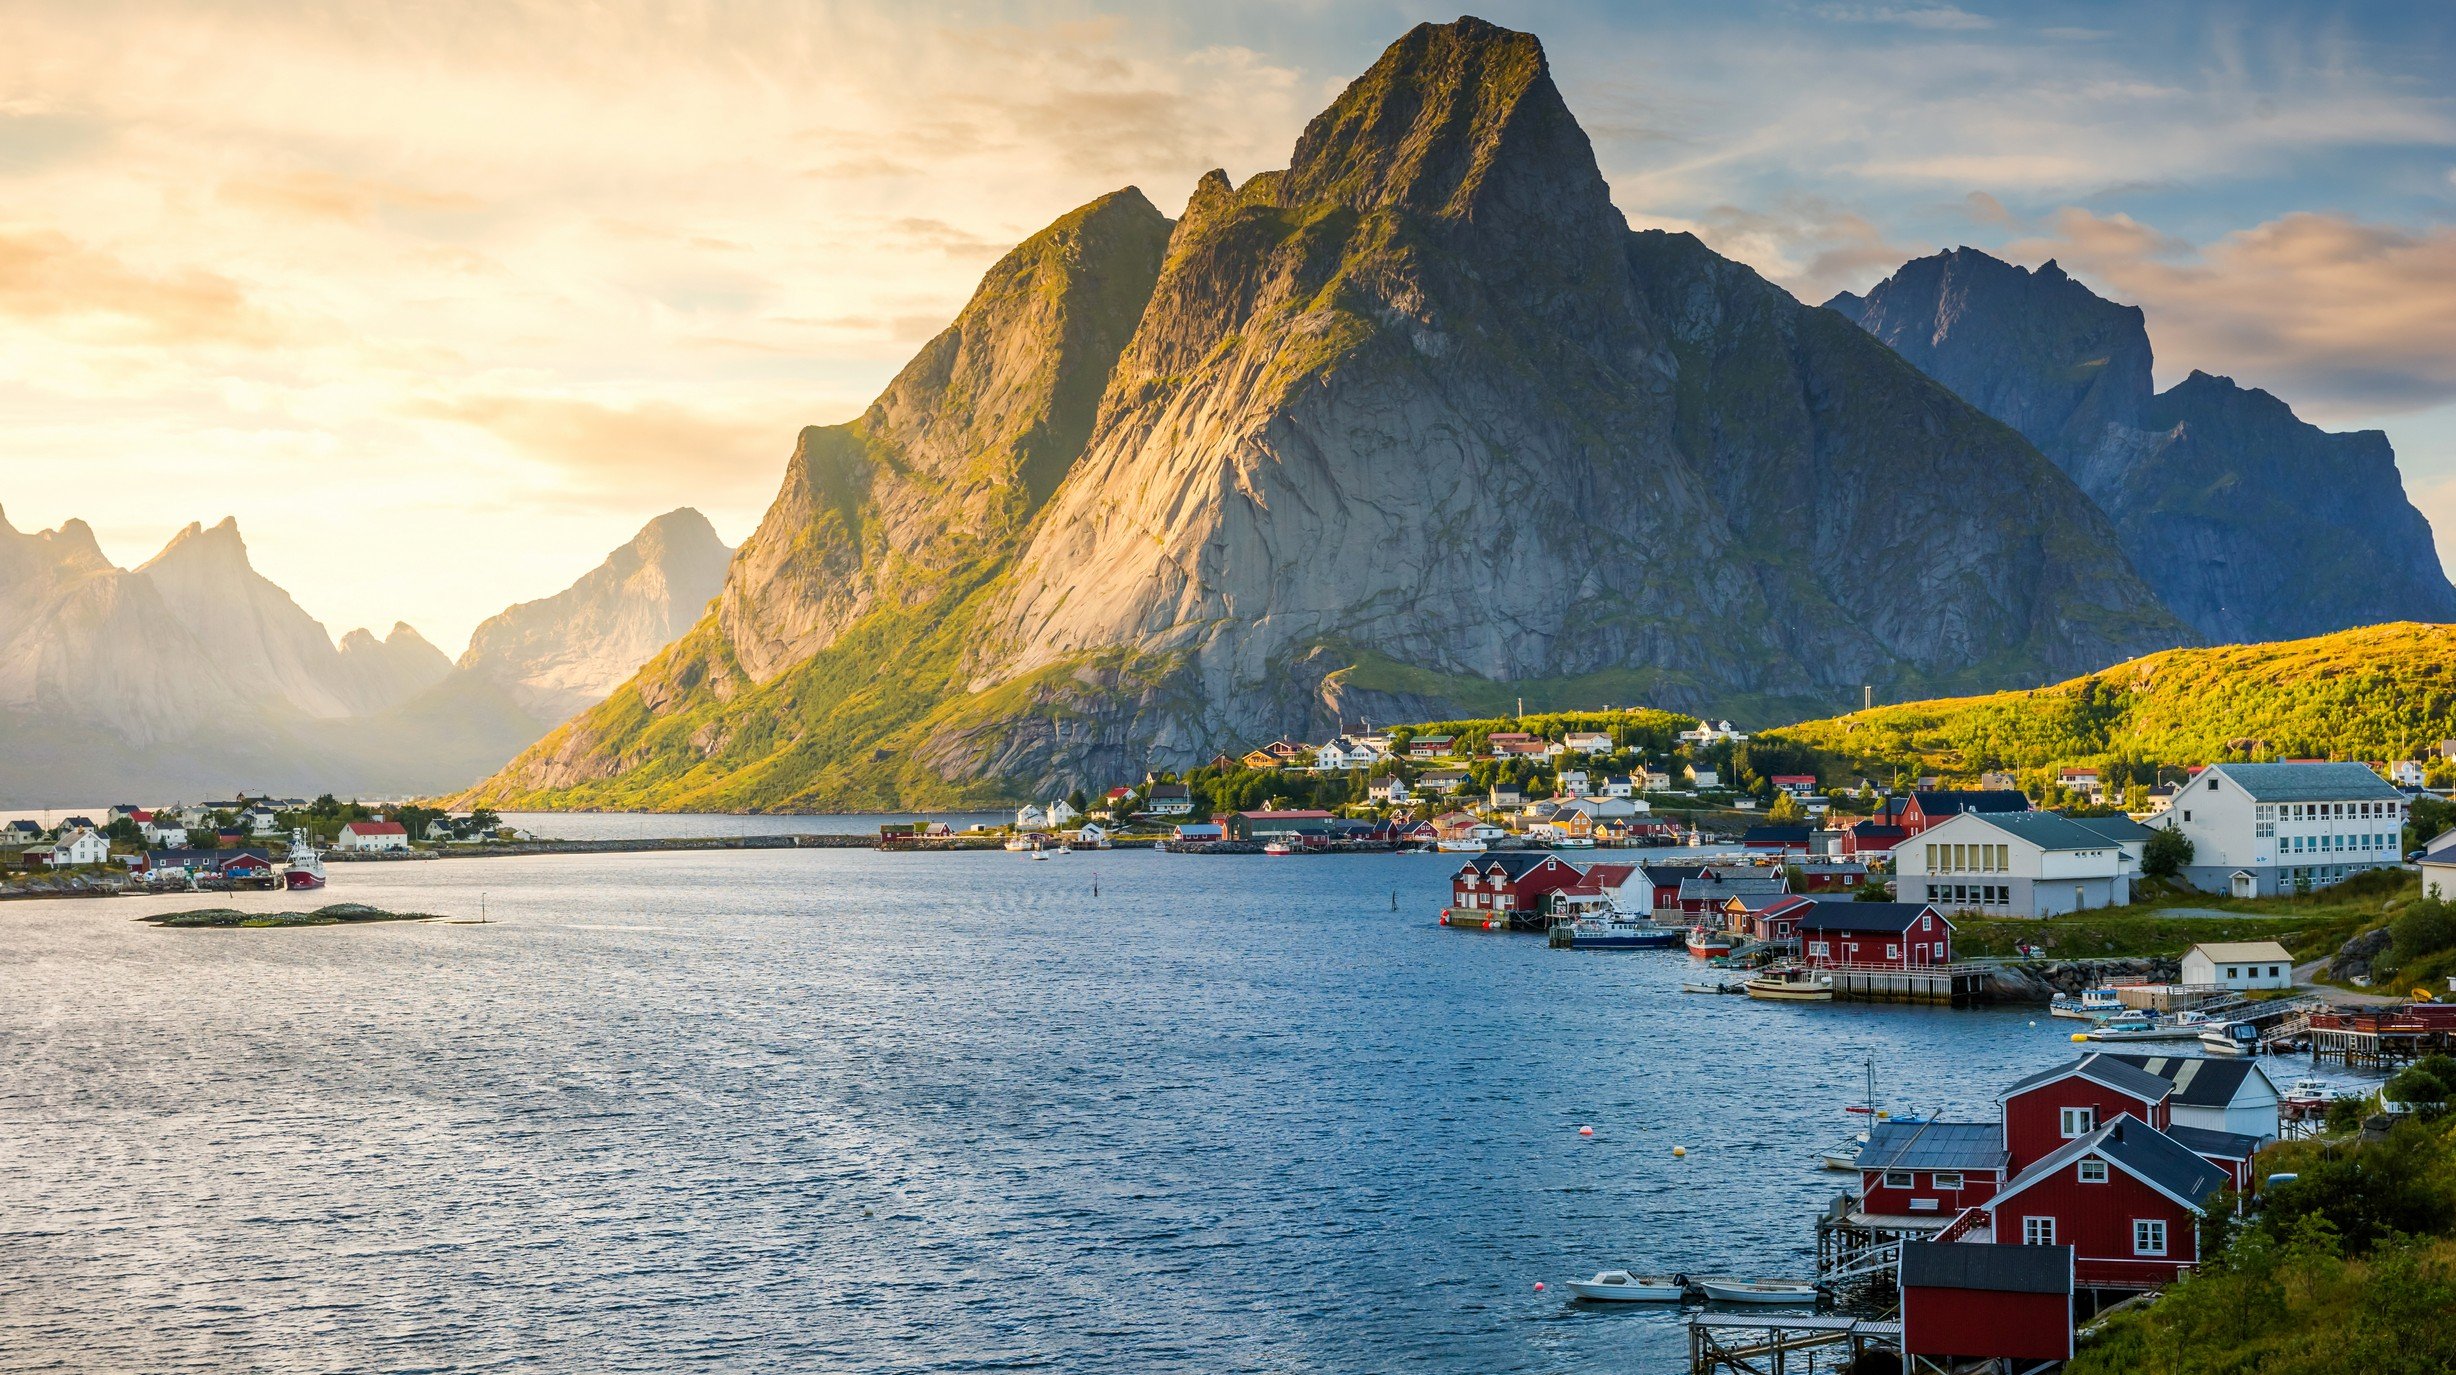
[[1769, 622, 2456, 785]]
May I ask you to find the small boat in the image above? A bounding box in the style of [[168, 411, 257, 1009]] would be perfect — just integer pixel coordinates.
[[1564, 917, 1686, 950], [1563, 1270, 1686, 1302], [1435, 838, 1487, 853], [2050, 986, 2130, 1021], [1262, 842, 1294, 856], [1820, 1135, 1868, 1170], [1685, 928, 1735, 959], [2199, 1022, 2258, 1055], [1053, 844, 1072, 856], [1696, 1278, 1818, 1305], [2082, 1015, 2199, 1042], [1003, 837, 1036, 852], [2283, 1077, 2335, 1107], [1028, 849, 1051, 862], [1681, 975, 1747, 995], [1745, 967, 1833, 1002]]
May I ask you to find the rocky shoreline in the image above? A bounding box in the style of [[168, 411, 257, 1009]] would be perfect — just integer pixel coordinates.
[[142, 903, 452, 928]]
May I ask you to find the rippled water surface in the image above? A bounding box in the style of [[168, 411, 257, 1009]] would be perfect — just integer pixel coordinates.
[[6, 848, 2121, 1372]]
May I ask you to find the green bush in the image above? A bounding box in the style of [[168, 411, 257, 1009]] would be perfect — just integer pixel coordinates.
[[2143, 824, 2194, 878]]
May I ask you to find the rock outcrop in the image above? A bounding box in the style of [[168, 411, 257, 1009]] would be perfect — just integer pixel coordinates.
[[1831, 248, 2456, 643], [465, 18, 2188, 811], [459, 508, 732, 721]]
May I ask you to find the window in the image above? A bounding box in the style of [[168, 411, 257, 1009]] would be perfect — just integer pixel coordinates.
[[2268, 966, 2281, 978], [2023, 1216, 2056, 1246], [1924, 843, 1938, 871], [1808, 941, 1829, 957], [2134, 1219, 2168, 1256], [1883, 1171, 1913, 1189], [2060, 1106, 2096, 1138], [1886, 944, 1901, 960], [2182, 809, 2192, 822], [1932, 1171, 1963, 1190], [2208, 777, 2218, 790], [2079, 1159, 2108, 1184]]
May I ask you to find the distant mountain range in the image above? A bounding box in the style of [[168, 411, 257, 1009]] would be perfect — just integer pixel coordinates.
[[1828, 250, 2456, 643], [462, 16, 2197, 813], [0, 506, 728, 802]]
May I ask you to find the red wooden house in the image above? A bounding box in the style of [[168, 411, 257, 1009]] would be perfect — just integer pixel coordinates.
[[1795, 903, 1951, 968], [1836, 822, 1907, 857], [1445, 853, 1585, 930], [1739, 824, 1811, 854], [1899, 1241, 2075, 1367], [1885, 789, 2030, 838], [1769, 774, 1818, 796], [1998, 1055, 2174, 1170], [1853, 1119, 2009, 1220], [1981, 1116, 2228, 1288], [1724, 893, 1816, 944], [1633, 864, 1708, 913]]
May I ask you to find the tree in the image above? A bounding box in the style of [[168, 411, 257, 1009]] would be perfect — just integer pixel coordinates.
[[1766, 791, 1805, 824], [1066, 787, 1088, 815], [2143, 824, 2194, 879], [2408, 793, 2456, 851]]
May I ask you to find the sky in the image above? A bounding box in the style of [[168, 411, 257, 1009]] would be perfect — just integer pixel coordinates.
[[4, 0, 2455, 654]]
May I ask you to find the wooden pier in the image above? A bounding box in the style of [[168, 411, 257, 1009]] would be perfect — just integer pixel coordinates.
[[1823, 961, 1996, 1008], [2307, 1005, 2456, 1067], [1689, 1314, 1899, 1375]]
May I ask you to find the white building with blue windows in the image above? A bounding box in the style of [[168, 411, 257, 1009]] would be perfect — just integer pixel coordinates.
[[2162, 761, 2407, 897]]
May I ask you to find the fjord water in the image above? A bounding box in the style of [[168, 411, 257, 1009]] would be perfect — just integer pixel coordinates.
[[2, 848, 2065, 1373]]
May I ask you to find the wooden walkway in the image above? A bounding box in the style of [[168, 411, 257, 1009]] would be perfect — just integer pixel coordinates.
[[1688, 1314, 1900, 1375]]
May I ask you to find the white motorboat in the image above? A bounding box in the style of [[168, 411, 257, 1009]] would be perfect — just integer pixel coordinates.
[[1820, 1135, 1867, 1170], [1697, 1278, 1818, 1305], [1028, 849, 1050, 862], [2284, 1077, 2335, 1107], [1563, 1270, 1687, 1302], [1435, 838, 1486, 853], [1744, 967, 1833, 1002], [2082, 1015, 2200, 1042], [2199, 1022, 2261, 1055], [2050, 986, 2131, 1021], [1681, 975, 1748, 995]]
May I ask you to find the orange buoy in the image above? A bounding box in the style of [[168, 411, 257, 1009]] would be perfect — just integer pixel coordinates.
[[1578, 1125, 1595, 1137]]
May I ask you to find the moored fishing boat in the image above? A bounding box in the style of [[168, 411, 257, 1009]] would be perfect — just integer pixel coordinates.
[[1434, 838, 1486, 853], [1744, 967, 1832, 1001], [1696, 1277, 1817, 1305], [1563, 1270, 1686, 1302], [1261, 841, 1294, 856], [282, 828, 326, 892], [1685, 927, 1735, 959], [1561, 916, 1685, 950]]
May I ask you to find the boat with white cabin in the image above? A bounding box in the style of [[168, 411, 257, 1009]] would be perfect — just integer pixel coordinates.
[[1563, 1270, 1687, 1302], [1435, 838, 1486, 853], [1744, 967, 1833, 1002]]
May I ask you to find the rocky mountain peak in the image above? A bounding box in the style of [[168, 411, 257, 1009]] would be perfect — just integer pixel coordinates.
[[1279, 17, 1613, 235]]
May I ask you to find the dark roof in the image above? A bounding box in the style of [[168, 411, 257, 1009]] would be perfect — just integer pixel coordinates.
[[1476, 852, 1575, 880], [1911, 790, 2029, 816], [1999, 1053, 2175, 1106], [1639, 864, 1710, 885], [2066, 815, 2155, 843], [1900, 1241, 2072, 1295], [1742, 825, 1811, 843], [1957, 811, 2131, 851], [1997, 1117, 2230, 1215], [1679, 875, 1787, 901], [1797, 902, 1941, 934], [2167, 1124, 2263, 1160], [2095, 1054, 2270, 1109], [1146, 783, 1189, 799], [1846, 822, 1908, 839], [1855, 1120, 2009, 1173], [2205, 761, 2403, 803]]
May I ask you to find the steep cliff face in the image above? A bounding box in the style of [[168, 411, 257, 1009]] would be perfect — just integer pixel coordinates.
[[459, 508, 732, 721], [1833, 248, 2456, 643], [465, 17, 2186, 811]]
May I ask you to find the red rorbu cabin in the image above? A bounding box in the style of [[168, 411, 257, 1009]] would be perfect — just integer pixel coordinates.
[[1899, 1241, 2075, 1367], [1982, 1116, 2227, 1289], [1444, 853, 1584, 931], [1795, 903, 1952, 969], [1998, 1055, 2174, 1171], [1854, 1120, 2009, 1222]]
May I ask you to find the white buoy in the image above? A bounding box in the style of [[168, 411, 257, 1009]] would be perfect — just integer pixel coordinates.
[[1578, 1125, 1595, 1137], [1673, 1145, 1687, 1158]]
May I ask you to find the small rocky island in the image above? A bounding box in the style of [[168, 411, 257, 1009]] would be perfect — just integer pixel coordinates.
[[143, 902, 450, 929]]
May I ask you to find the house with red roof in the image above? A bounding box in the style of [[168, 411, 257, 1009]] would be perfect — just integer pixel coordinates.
[[334, 819, 411, 852]]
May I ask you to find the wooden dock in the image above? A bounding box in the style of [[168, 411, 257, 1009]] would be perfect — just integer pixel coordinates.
[[1823, 962, 1996, 1008], [1689, 1314, 1900, 1375]]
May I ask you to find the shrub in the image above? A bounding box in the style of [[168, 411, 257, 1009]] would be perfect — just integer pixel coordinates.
[[2143, 824, 2193, 878]]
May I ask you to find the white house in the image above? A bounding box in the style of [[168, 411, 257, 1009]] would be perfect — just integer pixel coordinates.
[[1418, 769, 1468, 794], [1556, 769, 1590, 798], [1893, 811, 2134, 917], [2181, 941, 2294, 991], [2420, 830, 2456, 901], [243, 807, 281, 835], [334, 820, 410, 852], [1015, 804, 1047, 829], [2099, 1053, 2282, 1143], [45, 828, 110, 866], [1314, 736, 1383, 770], [1562, 731, 1614, 754], [2389, 760, 2427, 788], [1144, 783, 1193, 816], [1600, 775, 1635, 799], [1684, 764, 1720, 789], [1044, 799, 1080, 827], [1368, 775, 1411, 804], [1488, 784, 1524, 811], [1641, 768, 1673, 791], [1677, 719, 1749, 744], [2161, 761, 2407, 897]]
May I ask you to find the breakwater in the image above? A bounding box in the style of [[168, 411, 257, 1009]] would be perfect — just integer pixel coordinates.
[[326, 834, 1162, 861]]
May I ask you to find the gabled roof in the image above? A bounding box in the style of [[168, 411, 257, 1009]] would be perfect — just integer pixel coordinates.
[[2095, 1054, 2275, 1109], [342, 820, 407, 836], [1477, 852, 1575, 880], [2185, 940, 2292, 964], [2166, 1124, 2264, 1161], [1952, 811, 2130, 852], [1900, 1240, 2072, 1295], [2200, 760, 2404, 802], [1797, 902, 1944, 934], [1992, 1117, 2231, 1215], [1638, 864, 1710, 886], [1855, 1119, 2009, 1173], [1998, 1053, 2175, 1107], [1678, 875, 1787, 901], [1741, 825, 1811, 843]]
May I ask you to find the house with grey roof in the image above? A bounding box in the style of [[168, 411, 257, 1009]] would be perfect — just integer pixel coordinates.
[[1894, 809, 2135, 917], [2096, 1053, 2282, 1144], [2161, 761, 2407, 897]]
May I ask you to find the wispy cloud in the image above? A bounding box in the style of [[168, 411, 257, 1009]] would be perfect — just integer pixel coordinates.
[[1813, 5, 1994, 32]]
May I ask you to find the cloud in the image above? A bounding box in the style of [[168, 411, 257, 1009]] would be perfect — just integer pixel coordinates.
[[0, 229, 284, 345], [408, 394, 793, 506], [219, 169, 481, 224], [1634, 195, 1928, 303], [2005, 208, 2456, 414]]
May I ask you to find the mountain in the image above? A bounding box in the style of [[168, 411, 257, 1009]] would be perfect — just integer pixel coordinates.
[[0, 507, 723, 802], [1829, 248, 2456, 643], [462, 17, 2187, 812], [1768, 621, 2456, 781], [459, 507, 731, 722]]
